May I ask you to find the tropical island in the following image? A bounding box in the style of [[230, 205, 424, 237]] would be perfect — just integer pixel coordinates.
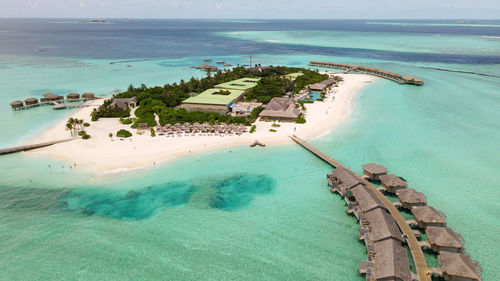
[[27, 65, 377, 173]]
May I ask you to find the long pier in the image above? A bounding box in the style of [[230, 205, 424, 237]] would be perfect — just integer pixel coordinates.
[[289, 135, 431, 281], [0, 138, 76, 155], [310, 61, 424, 86]]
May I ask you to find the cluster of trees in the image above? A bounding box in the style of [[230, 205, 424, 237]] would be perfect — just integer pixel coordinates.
[[116, 129, 132, 138], [157, 108, 251, 126], [65, 118, 85, 135], [91, 99, 130, 121]]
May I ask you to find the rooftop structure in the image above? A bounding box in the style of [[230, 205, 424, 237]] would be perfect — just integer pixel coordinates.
[[67, 93, 80, 100], [137, 123, 149, 130], [350, 184, 386, 214], [82, 92, 95, 100], [403, 75, 424, 86], [379, 174, 408, 193], [10, 100, 23, 109], [362, 163, 388, 181], [258, 97, 301, 121], [111, 97, 137, 110], [360, 208, 404, 243], [426, 227, 464, 253], [41, 93, 64, 102], [215, 78, 260, 91], [327, 167, 363, 195], [411, 206, 446, 228], [231, 102, 263, 116], [438, 252, 481, 281], [308, 78, 337, 91], [365, 239, 412, 281], [181, 88, 245, 114], [396, 188, 427, 209], [24, 98, 38, 106]]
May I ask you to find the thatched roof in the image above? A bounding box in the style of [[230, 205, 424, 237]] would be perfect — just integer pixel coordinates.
[[328, 167, 362, 189], [24, 98, 38, 103], [82, 92, 95, 98], [43, 93, 58, 98], [438, 252, 480, 280], [67, 93, 80, 99], [426, 227, 464, 249], [350, 185, 386, 213], [362, 163, 388, 174], [259, 97, 301, 119], [411, 206, 446, 225], [379, 174, 407, 188], [10, 100, 23, 106], [397, 188, 426, 205], [363, 208, 403, 242], [372, 239, 412, 281]]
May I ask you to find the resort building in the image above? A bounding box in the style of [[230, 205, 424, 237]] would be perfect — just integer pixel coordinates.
[[214, 78, 260, 92], [438, 252, 481, 281], [361, 163, 388, 181], [111, 97, 137, 110], [327, 167, 363, 196], [308, 78, 337, 92], [181, 88, 245, 114], [10, 100, 23, 109], [41, 93, 64, 102], [137, 123, 149, 130], [231, 102, 263, 116], [258, 97, 301, 121], [403, 75, 424, 86], [396, 188, 427, 209], [348, 184, 386, 217], [379, 174, 408, 193], [411, 206, 446, 228], [359, 208, 404, 244], [82, 92, 96, 100], [24, 98, 38, 106], [425, 226, 464, 253], [361, 239, 412, 281], [67, 93, 80, 100]]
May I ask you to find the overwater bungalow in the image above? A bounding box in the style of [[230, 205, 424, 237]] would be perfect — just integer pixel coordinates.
[[396, 188, 427, 209], [379, 174, 408, 193], [10, 100, 23, 109], [327, 167, 363, 195], [82, 92, 95, 100], [361, 163, 388, 181], [361, 239, 412, 281], [411, 206, 446, 228], [359, 208, 404, 244], [349, 185, 386, 216], [24, 98, 39, 106], [438, 252, 481, 281], [41, 93, 64, 102], [426, 226, 464, 253], [67, 93, 80, 100]]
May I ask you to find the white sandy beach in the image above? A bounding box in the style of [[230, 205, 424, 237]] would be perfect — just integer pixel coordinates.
[[28, 73, 376, 173]]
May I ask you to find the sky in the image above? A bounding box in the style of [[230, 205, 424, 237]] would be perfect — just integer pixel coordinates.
[[1, 0, 499, 19]]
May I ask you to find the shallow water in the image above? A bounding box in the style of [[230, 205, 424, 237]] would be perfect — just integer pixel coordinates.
[[0, 19, 499, 280]]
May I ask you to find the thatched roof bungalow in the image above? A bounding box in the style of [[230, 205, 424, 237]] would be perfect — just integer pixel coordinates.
[[438, 252, 481, 281], [111, 97, 137, 110], [361, 163, 388, 181], [258, 97, 301, 121], [10, 100, 23, 109], [67, 93, 80, 100], [379, 174, 408, 193], [411, 206, 446, 228], [361, 208, 404, 244], [82, 92, 95, 100], [367, 239, 412, 281], [396, 188, 427, 209], [426, 226, 464, 253], [327, 167, 363, 195], [350, 184, 386, 214], [137, 123, 149, 130], [308, 78, 337, 91], [41, 93, 64, 102], [24, 98, 38, 106]]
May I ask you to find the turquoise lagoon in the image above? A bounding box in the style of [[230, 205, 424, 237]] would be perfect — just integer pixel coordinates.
[[1, 21, 499, 280]]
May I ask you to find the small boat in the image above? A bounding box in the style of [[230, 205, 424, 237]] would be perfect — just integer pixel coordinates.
[[216, 60, 225, 64], [224, 64, 232, 66]]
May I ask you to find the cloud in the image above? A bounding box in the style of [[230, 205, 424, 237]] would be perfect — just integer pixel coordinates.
[[80, 2, 85, 8], [27, 0, 40, 8]]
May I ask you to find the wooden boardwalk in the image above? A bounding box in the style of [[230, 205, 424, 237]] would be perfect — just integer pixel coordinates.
[[0, 138, 76, 155], [289, 135, 431, 281]]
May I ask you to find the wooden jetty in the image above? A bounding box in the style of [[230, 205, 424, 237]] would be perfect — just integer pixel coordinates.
[[309, 61, 424, 85], [289, 135, 431, 281], [0, 138, 75, 155]]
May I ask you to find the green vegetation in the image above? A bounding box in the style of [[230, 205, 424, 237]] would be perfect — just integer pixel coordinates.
[[250, 106, 264, 120], [91, 99, 130, 121], [295, 115, 306, 124], [150, 128, 156, 137], [83, 122, 90, 127], [218, 90, 231, 95], [82, 134, 91, 140], [120, 118, 133, 125], [65, 118, 85, 135], [269, 129, 277, 132], [271, 123, 281, 127], [157, 108, 251, 126], [116, 129, 132, 138], [249, 125, 256, 133], [78, 130, 86, 137], [109, 133, 113, 139]]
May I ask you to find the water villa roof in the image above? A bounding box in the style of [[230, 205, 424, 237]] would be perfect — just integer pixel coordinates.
[[350, 184, 386, 213], [397, 188, 427, 206], [328, 167, 362, 189], [379, 174, 407, 188], [371, 239, 412, 281], [82, 92, 95, 99], [215, 78, 260, 91], [10, 100, 23, 108], [363, 208, 404, 243], [43, 93, 59, 98], [411, 206, 446, 227], [259, 97, 301, 120], [67, 93, 80, 99], [362, 163, 389, 175], [426, 226, 464, 250], [438, 252, 481, 281], [182, 88, 245, 106], [24, 98, 38, 105]]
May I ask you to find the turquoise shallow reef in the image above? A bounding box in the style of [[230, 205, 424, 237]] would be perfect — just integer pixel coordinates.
[[0, 19, 499, 280]]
